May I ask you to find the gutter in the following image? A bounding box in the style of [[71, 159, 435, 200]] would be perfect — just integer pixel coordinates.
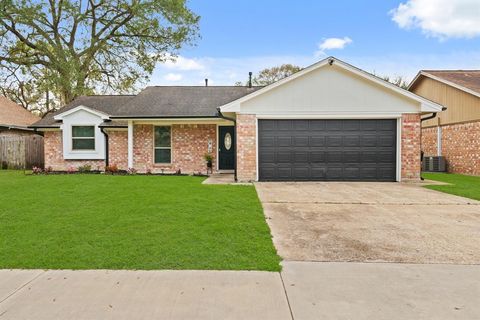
[[216, 108, 237, 182], [419, 106, 447, 180], [100, 127, 109, 167]]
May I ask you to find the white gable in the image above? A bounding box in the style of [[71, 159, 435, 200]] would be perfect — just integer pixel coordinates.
[[220, 57, 442, 116], [59, 108, 106, 160]]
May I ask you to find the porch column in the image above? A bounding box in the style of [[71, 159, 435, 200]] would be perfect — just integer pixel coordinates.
[[127, 120, 133, 168]]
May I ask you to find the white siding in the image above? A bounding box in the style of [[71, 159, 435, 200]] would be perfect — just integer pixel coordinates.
[[60, 109, 105, 160], [240, 65, 421, 115]]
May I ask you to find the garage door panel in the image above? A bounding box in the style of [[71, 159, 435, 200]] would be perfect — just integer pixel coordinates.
[[258, 119, 397, 181]]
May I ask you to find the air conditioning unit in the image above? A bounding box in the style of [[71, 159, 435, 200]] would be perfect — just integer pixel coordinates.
[[422, 156, 447, 172]]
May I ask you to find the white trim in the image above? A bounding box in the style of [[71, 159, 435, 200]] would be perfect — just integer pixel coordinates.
[[255, 116, 402, 182], [54, 105, 110, 120], [255, 113, 404, 119], [255, 117, 259, 182], [409, 71, 480, 99], [216, 124, 219, 171], [127, 121, 133, 168], [220, 57, 443, 113], [396, 117, 402, 182], [437, 125, 442, 156], [152, 125, 172, 165]]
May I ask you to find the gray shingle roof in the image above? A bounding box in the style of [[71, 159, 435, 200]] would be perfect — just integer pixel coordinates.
[[111, 86, 262, 118], [31, 86, 262, 127], [31, 95, 136, 128]]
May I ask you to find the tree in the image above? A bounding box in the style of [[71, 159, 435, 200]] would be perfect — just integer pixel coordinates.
[[373, 72, 409, 90], [0, 0, 199, 110], [238, 64, 302, 86]]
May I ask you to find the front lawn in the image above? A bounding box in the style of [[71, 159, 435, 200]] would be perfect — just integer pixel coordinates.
[[0, 171, 280, 271], [422, 172, 480, 201]]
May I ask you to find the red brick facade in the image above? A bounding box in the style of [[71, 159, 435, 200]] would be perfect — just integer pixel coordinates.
[[422, 121, 480, 175], [108, 130, 128, 170], [44, 124, 217, 174], [132, 124, 217, 174], [43, 131, 104, 171], [44, 114, 424, 181], [236, 114, 257, 182], [401, 114, 421, 181]]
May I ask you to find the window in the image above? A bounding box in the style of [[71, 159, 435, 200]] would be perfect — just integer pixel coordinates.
[[154, 126, 171, 163], [72, 126, 95, 150]]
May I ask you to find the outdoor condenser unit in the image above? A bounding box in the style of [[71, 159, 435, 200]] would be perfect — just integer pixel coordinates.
[[422, 156, 447, 172]]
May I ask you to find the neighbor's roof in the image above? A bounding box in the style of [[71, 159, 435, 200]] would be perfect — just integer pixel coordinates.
[[31, 95, 135, 128], [409, 70, 480, 98], [0, 96, 40, 127], [111, 86, 262, 118], [31, 86, 262, 128]]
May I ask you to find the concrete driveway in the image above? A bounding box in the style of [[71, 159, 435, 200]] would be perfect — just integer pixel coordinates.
[[255, 182, 480, 264]]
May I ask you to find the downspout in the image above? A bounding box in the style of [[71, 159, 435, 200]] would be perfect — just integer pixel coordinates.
[[216, 107, 237, 182], [419, 106, 447, 180], [100, 127, 109, 168]]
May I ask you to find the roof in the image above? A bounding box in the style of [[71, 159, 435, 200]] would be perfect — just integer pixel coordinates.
[[0, 96, 40, 127], [31, 87, 262, 127], [408, 70, 480, 98], [220, 56, 443, 113], [31, 95, 135, 128], [111, 86, 262, 118]]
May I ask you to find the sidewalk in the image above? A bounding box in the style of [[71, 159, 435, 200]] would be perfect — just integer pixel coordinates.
[[1, 262, 479, 320]]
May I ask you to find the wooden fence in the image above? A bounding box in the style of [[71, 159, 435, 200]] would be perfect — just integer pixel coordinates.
[[0, 135, 44, 169]]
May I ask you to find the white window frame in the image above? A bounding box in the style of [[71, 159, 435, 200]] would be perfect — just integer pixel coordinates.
[[71, 125, 96, 151], [153, 125, 172, 164]]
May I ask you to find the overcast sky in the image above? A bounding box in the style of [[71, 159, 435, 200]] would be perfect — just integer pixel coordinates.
[[149, 0, 480, 86]]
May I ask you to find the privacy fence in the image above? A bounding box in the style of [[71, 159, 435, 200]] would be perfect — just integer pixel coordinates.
[[0, 135, 44, 169]]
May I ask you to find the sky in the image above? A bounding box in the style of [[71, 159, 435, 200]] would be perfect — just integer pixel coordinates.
[[149, 0, 480, 86]]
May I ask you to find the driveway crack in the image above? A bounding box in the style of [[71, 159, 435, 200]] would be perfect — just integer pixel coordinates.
[[0, 270, 46, 306], [279, 271, 295, 320]]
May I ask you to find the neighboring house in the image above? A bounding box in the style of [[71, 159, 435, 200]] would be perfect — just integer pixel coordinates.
[[0, 96, 43, 169], [30, 57, 442, 182], [409, 70, 480, 175], [0, 96, 40, 137]]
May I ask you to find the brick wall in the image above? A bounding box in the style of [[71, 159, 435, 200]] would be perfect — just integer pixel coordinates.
[[133, 124, 217, 174], [44, 130, 104, 171], [422, 121, 480, 175], [236, 114, 257, 182], [108, 130, 128, 170], [401, 114, 421, 181], [421, 126, 438, 157]]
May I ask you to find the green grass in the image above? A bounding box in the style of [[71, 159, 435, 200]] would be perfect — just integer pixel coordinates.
[[0, 171, 280, 271], [422, 172, 480, 201]]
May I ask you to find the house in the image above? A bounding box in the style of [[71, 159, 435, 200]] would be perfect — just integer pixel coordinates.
[[30, 57, 442, 181], [0, 96, 40, 137], [409, 70, 480, 175]]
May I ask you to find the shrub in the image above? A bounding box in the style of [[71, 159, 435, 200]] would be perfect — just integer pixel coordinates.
[[67, 166, 77, 174], [32, 166, 43, 174], [105, 164, 118, 174], [146, 168, 152, 175], [127, 167, 137, 175], [78, 164, 92, 173], [44, 166, 53, 174]]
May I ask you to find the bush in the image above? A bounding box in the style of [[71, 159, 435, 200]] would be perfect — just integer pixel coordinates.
[[67, 166, 77, 174], [78, 164, 92, 173], [127, 167, 137, 175], [105, 164, 118, 174], [32, 166, 43, 174]]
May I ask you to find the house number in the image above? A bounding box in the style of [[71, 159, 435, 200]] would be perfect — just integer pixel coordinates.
[[224, 133, 232, 150]]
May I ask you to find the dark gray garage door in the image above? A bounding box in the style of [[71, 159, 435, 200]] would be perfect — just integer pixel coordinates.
[[258, 119, 397, 181]]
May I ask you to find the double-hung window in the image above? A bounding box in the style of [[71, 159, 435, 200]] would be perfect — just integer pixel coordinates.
[[154, 126, 171, 163], [72, 126, 95, 150]]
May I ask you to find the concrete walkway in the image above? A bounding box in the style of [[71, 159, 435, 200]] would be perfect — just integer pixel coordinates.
[[1, 263, 479, 319]]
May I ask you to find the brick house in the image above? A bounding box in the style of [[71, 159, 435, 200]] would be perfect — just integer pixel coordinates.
[[31, 57, 442, 182], [409, 70, 480, 175], [0, 96, 40, 137]]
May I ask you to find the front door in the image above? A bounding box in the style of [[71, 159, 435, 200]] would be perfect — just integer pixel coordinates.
[[219, 126, 235, 170]]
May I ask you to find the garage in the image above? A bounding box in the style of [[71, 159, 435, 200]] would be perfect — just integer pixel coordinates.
[[258, 119, 397, 181]]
